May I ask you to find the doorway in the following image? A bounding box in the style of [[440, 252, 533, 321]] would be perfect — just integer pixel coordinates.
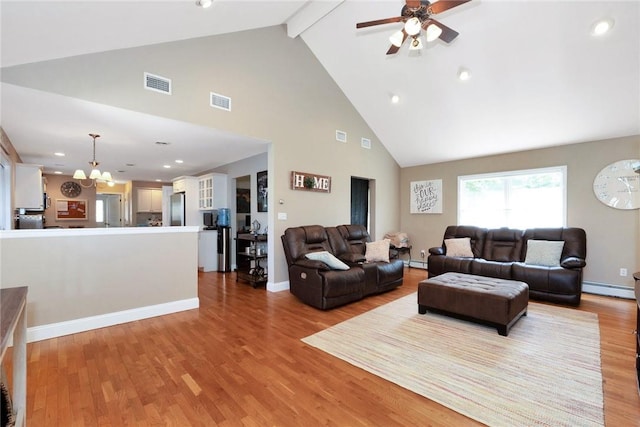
[[351, 177, 370, 229], [96, 194, 122, 227]]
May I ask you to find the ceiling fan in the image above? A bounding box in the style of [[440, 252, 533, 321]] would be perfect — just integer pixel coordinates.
[[356, 0, 471, 55]]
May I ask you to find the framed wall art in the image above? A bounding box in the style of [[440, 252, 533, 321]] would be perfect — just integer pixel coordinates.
[[257, 170, 268, 212], [410, 179, 442, 214], [55, 199, 88, 220]]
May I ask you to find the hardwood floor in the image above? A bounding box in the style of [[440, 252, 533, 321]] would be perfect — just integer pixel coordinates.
[[7, 268, 640, 426]]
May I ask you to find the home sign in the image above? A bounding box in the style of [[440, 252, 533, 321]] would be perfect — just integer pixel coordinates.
[[291, 171, 331, 193]]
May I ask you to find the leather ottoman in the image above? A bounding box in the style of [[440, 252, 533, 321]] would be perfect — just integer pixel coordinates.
[[418, 272, 529, 336]]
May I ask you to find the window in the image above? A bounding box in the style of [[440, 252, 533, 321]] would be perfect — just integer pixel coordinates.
[[458, 166, 566, 229], [96, 200, 104, 223]]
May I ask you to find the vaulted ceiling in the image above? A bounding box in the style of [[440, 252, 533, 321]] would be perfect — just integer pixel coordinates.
[[1, 0, 638, 181]]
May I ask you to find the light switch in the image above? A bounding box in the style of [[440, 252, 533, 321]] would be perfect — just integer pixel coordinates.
[[277, 212, 287, 220]]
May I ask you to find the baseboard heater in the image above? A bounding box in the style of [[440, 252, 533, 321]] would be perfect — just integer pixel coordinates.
[[582, 281, 635, 299]]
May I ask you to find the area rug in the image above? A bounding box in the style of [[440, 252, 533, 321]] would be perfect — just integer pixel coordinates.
[[302, 293, 604, 427]]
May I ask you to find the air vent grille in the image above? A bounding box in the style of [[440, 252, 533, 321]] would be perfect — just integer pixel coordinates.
[[210, 92, 231, 111], [144, 72, 171, 95]]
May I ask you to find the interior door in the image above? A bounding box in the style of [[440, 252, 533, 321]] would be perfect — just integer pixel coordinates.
[[96, 194, 122, 228]]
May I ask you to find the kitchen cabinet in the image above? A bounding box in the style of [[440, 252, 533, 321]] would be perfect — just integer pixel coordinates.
[[198, 173, 228, 210], [14, 163, 44, 209], [137, 188, 162, 212]]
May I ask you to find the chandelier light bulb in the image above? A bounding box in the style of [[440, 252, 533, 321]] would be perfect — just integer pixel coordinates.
[[404, 17, 421, 36]]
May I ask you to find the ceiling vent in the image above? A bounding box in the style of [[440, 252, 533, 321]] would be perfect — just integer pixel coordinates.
[[144, 72, 171, 95], [210, 92, 231, 111]]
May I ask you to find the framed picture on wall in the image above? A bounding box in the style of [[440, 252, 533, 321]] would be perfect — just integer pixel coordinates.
[[410, 179, 442, 214], [56, 199, 88, 220], [257, 170, 268, 212]]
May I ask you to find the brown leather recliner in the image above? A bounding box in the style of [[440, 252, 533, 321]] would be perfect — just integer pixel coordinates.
[[281, 224, 404, 310]]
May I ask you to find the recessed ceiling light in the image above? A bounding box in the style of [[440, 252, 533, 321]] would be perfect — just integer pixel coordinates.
[[458, 68, 471, 81], [175, 159, 184, 164], [591, 19, 614, 36], [155, 179, 162, 182], [54, 171, 63, 175], [163, 165, 171, 169], [196, 0, 212, 8], [126, 164, 135, 167], [155, 141, 171, 146], [54, 152, 65, 157], [391, 94, 400, 104]]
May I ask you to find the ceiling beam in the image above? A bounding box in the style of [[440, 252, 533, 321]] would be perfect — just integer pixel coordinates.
[[286, 0, 344, 38]]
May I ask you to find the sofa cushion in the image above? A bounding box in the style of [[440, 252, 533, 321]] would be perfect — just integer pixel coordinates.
[[365, 239, 390, 262], [524, 240, 565, 267], [482, 228, 524, 262], [306, 251, 350, 270], [444, 237, 474, 257]]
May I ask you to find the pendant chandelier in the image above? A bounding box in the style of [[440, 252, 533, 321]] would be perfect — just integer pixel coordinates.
[[73, 133, 113, 187]]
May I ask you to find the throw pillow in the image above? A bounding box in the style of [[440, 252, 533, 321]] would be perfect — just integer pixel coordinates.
[[305, 251, 350, 270], [524, 240, 565, 267], [365, 239, 391, 263], [444, 237, 474, 257]]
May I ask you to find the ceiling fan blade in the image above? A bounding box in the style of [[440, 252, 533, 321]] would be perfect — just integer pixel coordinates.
[[386, 29, 408, 55], [429, 19, 459, 43], [428, 0, 471, 15], [356, 16, 403, 29]]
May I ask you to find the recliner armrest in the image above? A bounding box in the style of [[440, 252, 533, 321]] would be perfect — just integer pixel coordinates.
[[293, 259, 331, 271], [429, 247, 444, 256], [560, 257, 586, 269]]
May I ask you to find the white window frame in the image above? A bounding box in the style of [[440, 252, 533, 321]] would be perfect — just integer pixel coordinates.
[[457, 166, 567, 228]]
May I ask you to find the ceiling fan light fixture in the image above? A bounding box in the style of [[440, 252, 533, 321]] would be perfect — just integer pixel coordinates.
[[425, 23, 443, 42], [389, 30, 405, 47], [404, 17, 421, 36]]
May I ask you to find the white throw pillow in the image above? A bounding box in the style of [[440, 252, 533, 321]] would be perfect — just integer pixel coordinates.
[[524, 240, 565, 267], [444, 237, 474, 257], [365, 239, 391, 263], [305, 251, 350, 270]]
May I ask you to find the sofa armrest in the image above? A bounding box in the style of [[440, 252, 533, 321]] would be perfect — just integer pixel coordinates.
[[429, 247, 445, 256], [339, 253, 366, 264], [293, 258, 331, 271], [560, 256, 586, 269]]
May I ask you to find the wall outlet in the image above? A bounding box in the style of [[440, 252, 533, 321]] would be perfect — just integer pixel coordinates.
[[420, 249, 426, 258], [620, 268, 628, 277]]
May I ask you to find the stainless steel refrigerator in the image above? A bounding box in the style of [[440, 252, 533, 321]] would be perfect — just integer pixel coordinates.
[[169, 192, 185, 226]]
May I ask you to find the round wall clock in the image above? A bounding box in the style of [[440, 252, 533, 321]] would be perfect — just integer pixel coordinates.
[[593, 159, 640, 210], [60, 181, 82, 198]]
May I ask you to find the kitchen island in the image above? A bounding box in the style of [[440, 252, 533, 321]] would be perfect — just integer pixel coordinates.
[[0, 226, 199, 342]]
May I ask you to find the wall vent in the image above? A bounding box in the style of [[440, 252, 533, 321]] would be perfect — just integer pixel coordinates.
[[144, 72, 171, 95], [210, 92, 231, 111], [361, 138, 371, 149], [336, 130, 347, 143]]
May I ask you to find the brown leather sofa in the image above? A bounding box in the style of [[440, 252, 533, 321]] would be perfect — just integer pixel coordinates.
[[428, 226, 587, 305], [281, 224, 404, 309]]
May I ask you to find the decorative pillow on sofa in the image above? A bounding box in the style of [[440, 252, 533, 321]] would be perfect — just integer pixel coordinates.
[[444, 237, 474, 257], [365, 239, 391, 263], [524, 240, 565, 267], [305, 251, 350, 270]]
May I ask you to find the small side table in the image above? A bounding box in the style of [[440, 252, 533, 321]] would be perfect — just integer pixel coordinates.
[[391, 245, 412, 267]]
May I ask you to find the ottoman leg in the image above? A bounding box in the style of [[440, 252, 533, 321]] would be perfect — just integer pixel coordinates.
[[418, 304, 427, 314]]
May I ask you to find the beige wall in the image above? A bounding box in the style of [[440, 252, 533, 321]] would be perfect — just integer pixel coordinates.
[[1, 26, 401, 284], [401, 135, 640, 288]]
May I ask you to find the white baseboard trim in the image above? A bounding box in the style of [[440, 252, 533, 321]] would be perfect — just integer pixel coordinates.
[[268, 280, 290, 292], [27, 297, 200, 343], [582, 281, 635, 299]]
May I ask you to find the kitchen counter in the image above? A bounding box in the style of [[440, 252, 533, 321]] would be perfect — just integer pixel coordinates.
[[0, 226, 200, 342]]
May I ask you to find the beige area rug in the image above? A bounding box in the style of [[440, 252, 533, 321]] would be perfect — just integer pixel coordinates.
[[302, 293, 604, 427]]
